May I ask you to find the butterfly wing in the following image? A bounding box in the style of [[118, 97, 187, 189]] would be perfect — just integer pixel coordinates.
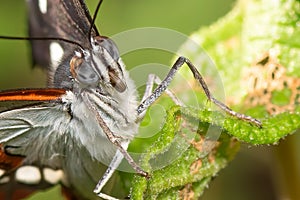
[[27, 0, 99, 70], [0, 89, 119, 200], [0, 89, 70, 199]]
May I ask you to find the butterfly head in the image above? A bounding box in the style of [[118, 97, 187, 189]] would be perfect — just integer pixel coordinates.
[[70, 36, 127, 93]]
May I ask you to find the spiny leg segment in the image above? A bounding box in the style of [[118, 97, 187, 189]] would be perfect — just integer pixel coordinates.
[[137, 56, 262, 127]]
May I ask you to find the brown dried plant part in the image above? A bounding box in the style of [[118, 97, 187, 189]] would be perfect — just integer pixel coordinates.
[[179, 183, 195, 200], [189, 136, 204, 152], [208, 150, 216, 164], [188, 135, 220, 152], [190, 159, 203, 175], [243, 49, 300, 114]]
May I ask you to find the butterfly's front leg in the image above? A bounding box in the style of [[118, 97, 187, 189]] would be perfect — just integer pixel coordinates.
[[94, 140, 129, 200], [137, 56, 262, 127], [138, 73, 184, 121]]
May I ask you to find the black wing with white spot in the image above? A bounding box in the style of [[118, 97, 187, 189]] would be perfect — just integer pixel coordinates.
[[27, 0, 99, 70], [0, 164, 64, 200], [0, 89, 70, 199]]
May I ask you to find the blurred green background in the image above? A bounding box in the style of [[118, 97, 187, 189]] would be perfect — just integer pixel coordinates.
[[0, 0, 297, 200]]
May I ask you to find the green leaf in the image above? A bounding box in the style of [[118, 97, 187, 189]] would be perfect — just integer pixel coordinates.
[[130, 0, 300, 199], [130, 106, 300, 199]]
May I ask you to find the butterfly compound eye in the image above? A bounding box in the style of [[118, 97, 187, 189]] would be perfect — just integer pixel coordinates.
[[94, 36, 120, 61], [92, 36, 127, 92], [70, 53, 99, 86]]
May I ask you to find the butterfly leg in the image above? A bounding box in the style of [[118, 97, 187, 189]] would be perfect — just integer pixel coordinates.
[[137, 56, 262, 127], [94, 141, 129, 200], [138, 73, 184, 120], [83, 92, 148, 198], [84, 91, 148, 178], [141, 74, 183, 106], [83, 93, 149, 177]]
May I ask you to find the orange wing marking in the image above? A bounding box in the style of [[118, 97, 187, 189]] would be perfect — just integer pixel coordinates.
[[0, 89, 66, 101]]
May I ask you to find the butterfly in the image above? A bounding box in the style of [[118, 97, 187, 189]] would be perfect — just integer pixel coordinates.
[[0, 0, 262, 199]]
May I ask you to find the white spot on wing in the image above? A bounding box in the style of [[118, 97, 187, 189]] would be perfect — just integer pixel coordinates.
[[0, 176, 9, 184], [15, 166, 41, 184], [50, 42, 64, 67], [43, 168, 64, 184], [38, 0, 47, 14], [0, 169, 5, 177]]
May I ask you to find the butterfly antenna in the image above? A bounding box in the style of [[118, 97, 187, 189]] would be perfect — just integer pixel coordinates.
[[89, 0, 104, 39], [0, 36, 84, 50]]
